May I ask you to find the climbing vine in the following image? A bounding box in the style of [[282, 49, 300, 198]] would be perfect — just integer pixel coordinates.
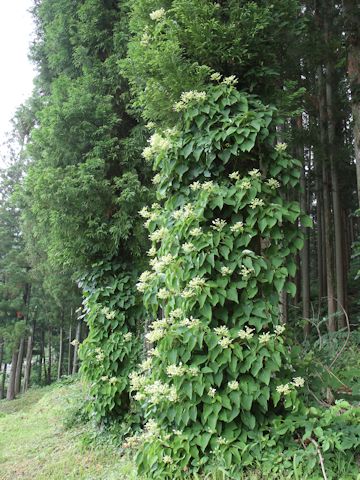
[[127, 79, 309, 477], [79, 260, 145, 423]]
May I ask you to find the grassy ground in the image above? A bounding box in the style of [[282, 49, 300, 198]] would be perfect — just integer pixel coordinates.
[[0, 382, 137, 480]]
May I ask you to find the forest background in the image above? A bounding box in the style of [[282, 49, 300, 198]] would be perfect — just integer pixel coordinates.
[[0, 0, 360, 479]]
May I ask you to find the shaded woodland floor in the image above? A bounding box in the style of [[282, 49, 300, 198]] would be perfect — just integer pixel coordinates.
[[0, 383, 136, 480]]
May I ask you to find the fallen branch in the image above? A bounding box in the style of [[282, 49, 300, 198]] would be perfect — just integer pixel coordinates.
[[309, 438, 328, 480]]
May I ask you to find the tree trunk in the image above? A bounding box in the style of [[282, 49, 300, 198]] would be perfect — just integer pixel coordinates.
[[315, 158, 326, 308], [23, 323, 35, 393], [300, 151, 311, 335], [318, 65, 337, 331], [7, 348, 19, 400], [47, 329, 52, 384], [324, 7, 346, 328], [14, 337, 25, 396], [57, 325, 64, 381], [68, 324, 72, 375], [72, 320, 81, 375], [343, 0, 360, 206], [0, 363, 7, 400]]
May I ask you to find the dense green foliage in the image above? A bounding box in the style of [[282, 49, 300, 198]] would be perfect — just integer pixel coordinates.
[[127, 78, 307, 477], [1, 0, 360, 479], [79, 260, 145, 422]]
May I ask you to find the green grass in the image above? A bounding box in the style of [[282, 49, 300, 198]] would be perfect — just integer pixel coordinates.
[[0, 382, 137, 480]]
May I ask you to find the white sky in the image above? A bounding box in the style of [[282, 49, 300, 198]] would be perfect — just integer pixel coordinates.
[[0, 0, 36, 166]]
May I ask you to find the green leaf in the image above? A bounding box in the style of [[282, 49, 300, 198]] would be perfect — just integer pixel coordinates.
[[227, 286, 239, 303], [182, 141, 194, 159]]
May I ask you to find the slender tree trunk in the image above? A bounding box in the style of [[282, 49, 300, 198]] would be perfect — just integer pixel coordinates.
[[0, 339, 4, 399], [0, 363, 7, 400], [14, 337, 25, 396], [343, 0, 360, 206], [47, 329, 52, 384], [7, 348, 19, 400], [23, 323, 35, 392], [318, 66, 337, 331], [72, 320, 81, 375], [68, 324, 72, 375], [57, 324, 64, 381], [300, 152, 311, 335], [324, 8, 346, 328], [316, 159, 325, 307]]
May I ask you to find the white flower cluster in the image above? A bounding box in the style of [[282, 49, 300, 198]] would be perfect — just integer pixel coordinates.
[[101, 306, 116, 320], [208, 387, 217, 398], [228, 380, 239, 390], [210, 72, 222, 82], [146, 327, 166, 343], [189, 276, 207, 289], [182, 242, 196, 254], [211, 218, 227, 231], [240, 266, 254, 280], [147, 246, 157, 257], [276, 377, 304, 396], [259, 332, 272, 344], [140, 31, 151, 46], [292, 377, 305, 388], [214, 325, 233, 349], [95, 347, 105, 362], [250, 198, 265, 209], [169, 308, 183, 320], [139, 358, 152, 371], [100, 375, 117, 384], [149, 227, 168, 242], [275, 142, 287, 152], [129, 371, 147, 391], [179, 316, 201, 329], [152, 173, 162, 184], [150, 253, 174, 273], [276, 384, 291, 395], [249, 168, 261, 178], [145, 419, 161, 437], [239, 179, 252, 190], [190, 180, 216, 192], [266, 178, 281, 189], [148, 347, 161, 357], [181, 276, 207, 299], [144, 380, 178, 404], [238, 325, 255, 340], [190, 227, 202, 237], [157, 288, 171, 300], [139, 204, 161, 227], [222, 75, 238, 86], [173, 203, 194, 221], [220, 266, 232, 276], [166, 363, 186, 377], [274, 324, 285, 336], [142, 133, 171, 161], [173, 90, 207, 112], [166, 363, 199, 378], [136, 270, 155, 292], [149, 8, 166, 21], [230, 221, 244, 233], [214, 325, 230, 336], [229, 171, 240, 180]]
